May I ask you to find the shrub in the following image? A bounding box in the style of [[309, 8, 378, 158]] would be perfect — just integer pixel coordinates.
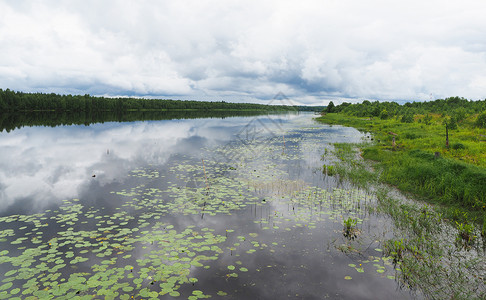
[[401, 114, 414, 123], [404, 133, 420, 139], [474, 111, 486, 128], [444, 116, 458, 130], [453, 107, 468, 122], [379, 109, 389, 120], [452, 143, 466, 150]]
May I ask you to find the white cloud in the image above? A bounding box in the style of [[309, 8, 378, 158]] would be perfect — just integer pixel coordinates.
[[1, 0, 486, 103]]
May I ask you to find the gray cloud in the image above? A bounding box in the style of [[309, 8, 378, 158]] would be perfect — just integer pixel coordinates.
[[1, 0, 486, 105]]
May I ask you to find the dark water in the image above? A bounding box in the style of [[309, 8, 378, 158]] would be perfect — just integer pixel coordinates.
[[0, 113, 414, 299]]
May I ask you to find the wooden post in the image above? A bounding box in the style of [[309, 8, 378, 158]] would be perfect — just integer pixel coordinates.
[[202, 159, 210, 192]]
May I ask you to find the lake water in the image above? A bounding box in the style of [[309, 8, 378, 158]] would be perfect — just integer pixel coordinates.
[[0, 113, 415, 299]]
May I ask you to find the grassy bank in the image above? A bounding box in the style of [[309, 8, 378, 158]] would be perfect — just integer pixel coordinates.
[[317, 113, 486, 233], [326, 142, 485, 298]]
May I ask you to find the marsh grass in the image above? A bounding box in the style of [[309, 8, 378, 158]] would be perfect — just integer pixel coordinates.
[[323, 141, 486, 299], [379, 187, 484, 299], [330, 143, 379, 189], [322, 164, 336, 176]]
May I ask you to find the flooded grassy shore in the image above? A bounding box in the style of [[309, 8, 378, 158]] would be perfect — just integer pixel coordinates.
[[317, 114, 486, 299]]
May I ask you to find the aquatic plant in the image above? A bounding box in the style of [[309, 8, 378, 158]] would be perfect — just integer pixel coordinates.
[[384, 239, 406, 264], [322, 164, 336, 176], [482, 219, 486, 238], [455, 221, 476, 249], [343, 217, 358, 239]]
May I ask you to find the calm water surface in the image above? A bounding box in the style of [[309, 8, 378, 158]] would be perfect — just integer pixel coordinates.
[[0, 113, 414, 299]]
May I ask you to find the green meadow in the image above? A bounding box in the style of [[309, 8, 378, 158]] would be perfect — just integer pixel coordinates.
[[317, 100, 486, 230]]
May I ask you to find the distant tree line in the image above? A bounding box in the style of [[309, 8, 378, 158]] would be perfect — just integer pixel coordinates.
[[325, 97, 486, 128], [295, 106, 326, 112], [0, 89, 298, 112], [0, 110, 292, 133]]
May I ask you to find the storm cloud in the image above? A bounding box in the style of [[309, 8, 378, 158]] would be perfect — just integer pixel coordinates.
[[1, 0, 485, 105]]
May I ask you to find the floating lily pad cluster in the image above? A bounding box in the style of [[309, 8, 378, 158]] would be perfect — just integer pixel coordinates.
[[347, 255, 398, 280], [0, 199, 233, 299]]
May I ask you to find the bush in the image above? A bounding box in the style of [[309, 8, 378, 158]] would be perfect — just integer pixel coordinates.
[[401, 114, 414, 123], [379, 109, 389, 120], [452, 143, 466, 150], [444, 116, 458, 130], [404, 133, 420, 139], [453, 107, 467, 122], [475, 111, 486, 128]]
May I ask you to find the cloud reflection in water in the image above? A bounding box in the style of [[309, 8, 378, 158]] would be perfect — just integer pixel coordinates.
[[0, 117, 264, 214]]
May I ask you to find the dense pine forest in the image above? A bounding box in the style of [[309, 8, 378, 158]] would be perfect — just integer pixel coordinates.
[[0, 89, 299, 112]]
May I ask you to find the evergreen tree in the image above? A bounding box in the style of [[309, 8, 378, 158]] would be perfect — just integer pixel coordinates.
[[326, 101, 335, 113]]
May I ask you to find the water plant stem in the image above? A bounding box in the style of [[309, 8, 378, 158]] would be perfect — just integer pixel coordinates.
[[202, 159, 210, 192]]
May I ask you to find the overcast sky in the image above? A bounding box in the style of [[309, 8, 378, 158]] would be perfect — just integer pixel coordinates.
[[1, 1, 486, 105]]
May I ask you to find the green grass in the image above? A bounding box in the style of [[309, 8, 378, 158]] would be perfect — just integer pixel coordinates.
[[366, 148, 486, 209], [317, 113, 486, 228], [318, 113, 486, 166]]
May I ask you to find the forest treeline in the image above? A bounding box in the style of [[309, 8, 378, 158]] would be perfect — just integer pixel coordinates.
[[0, 110, 295, 133], [325, 96, 486, 127], [0, 89, 299, 112]]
